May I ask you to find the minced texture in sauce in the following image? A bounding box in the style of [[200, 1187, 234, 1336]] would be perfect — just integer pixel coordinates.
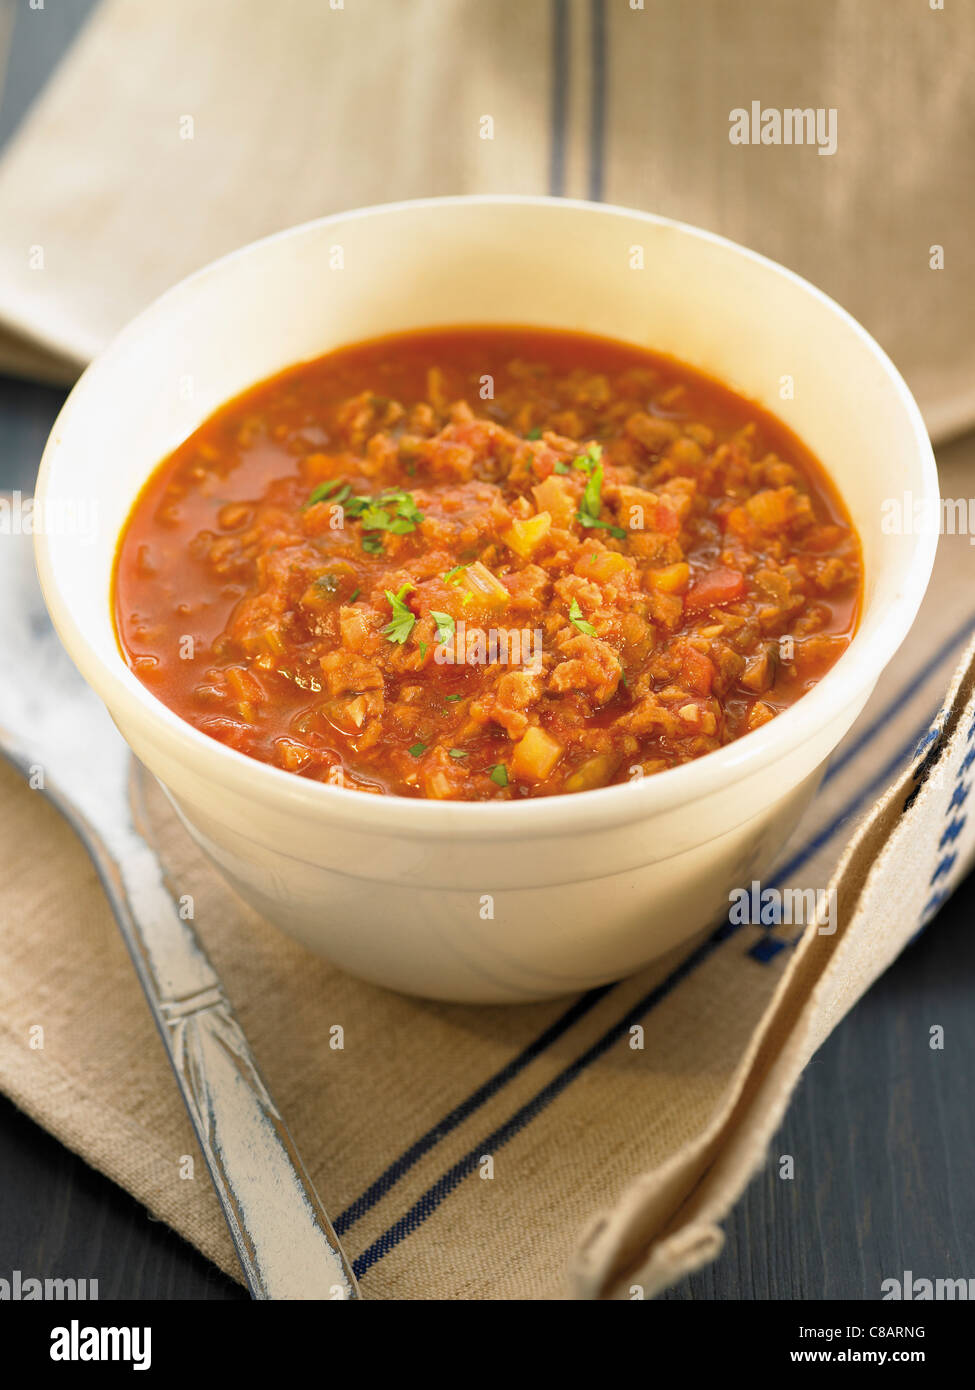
[[115, 327, 862, 800]]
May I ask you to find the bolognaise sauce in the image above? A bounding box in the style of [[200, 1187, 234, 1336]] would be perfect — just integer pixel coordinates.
[[114, 327, 862, 799]]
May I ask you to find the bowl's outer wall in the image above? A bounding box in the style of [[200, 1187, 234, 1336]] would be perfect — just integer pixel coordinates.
[[157, 746, 832, 1003], [114, 684, 866, 1001], [35, 199, 936, 999]]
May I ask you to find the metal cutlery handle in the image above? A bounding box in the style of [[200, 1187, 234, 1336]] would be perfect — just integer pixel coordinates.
[[57, 772, 360, 1301], [0, 523, 358, 1299]]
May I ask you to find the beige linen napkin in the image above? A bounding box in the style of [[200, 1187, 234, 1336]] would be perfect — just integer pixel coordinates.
[[0, 0, 973, 1298]]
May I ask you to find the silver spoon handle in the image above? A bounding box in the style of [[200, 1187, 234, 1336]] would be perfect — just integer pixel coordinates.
[[48, 762, 360, 1301]]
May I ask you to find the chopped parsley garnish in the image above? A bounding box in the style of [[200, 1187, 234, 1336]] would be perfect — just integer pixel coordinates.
[[430, 610, 456, 644], [311, 484, 425, 553], [408, 742, 427, 757], [443, 564, 466, 584], [448, 748, 468, 759], [553, 460, 571, 475], [419, 641, 428, 660], [568, 597, 597, 637], [490, 764, 509, 787], [445, 693, 462, 702], [573, 443, 602, 474], [357, 503, 394, 531], [573, 442, 626, 538], [525, 426, 543, 440], [378, 487, 425, 523], [304, 479, 348, 509], [349, 587, 360, 602], [382, 583, 416, 644]]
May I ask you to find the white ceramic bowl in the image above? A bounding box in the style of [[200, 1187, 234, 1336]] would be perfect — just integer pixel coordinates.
[[35, 196, 938, 1002]]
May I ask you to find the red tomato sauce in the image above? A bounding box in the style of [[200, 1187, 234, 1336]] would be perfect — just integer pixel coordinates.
[[114, 326, 863, 799]]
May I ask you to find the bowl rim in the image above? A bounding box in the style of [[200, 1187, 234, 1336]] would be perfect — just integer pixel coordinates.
[[34, 193, 940, 841]]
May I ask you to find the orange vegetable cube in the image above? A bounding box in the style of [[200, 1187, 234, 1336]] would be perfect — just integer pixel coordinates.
[[502, 511, 553, 559], [581, 549, 635, 583], [647, 561, 690, 594], [510, 725, 564, 781]]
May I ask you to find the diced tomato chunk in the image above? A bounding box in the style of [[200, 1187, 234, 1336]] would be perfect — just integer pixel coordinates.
[[684, 566, 746, 611], [678, 643, 715, 696]]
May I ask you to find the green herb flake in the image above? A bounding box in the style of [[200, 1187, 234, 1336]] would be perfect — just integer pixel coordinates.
[[448, 748, 468, 759], [358, 504, 392, 531], [408, 742, 427, 758], [349, 587, 361, 602], [419, 641, 428, 660], [430, 610, 456, 645], [578, 518, 627, 540], [573, 444, 626, 538], [568, 597, 597, 638], [392, 492, 425, 525], [304, 479, 345, 510], [382, 583, 417, 645], [553, 460, 571, 475], [443, 564, 467, 584], [490, 764, 509, 787], [525, 426, 543, 440], [572, 442, 603, 474], [579, 464, 604, 518], [445, 693, 462, 702], [342, 486, 426, 550]]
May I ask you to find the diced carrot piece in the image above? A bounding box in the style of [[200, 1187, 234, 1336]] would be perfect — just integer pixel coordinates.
[[578, 549, 634, 582], [510, 726, 564, 781], [684, 566, 746, 611], [502, 511, 553, 559], [648, 561, 690, 594]]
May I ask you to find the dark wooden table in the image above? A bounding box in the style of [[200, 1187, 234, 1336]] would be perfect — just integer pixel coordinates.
[[1, 1, 972, 1302]]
